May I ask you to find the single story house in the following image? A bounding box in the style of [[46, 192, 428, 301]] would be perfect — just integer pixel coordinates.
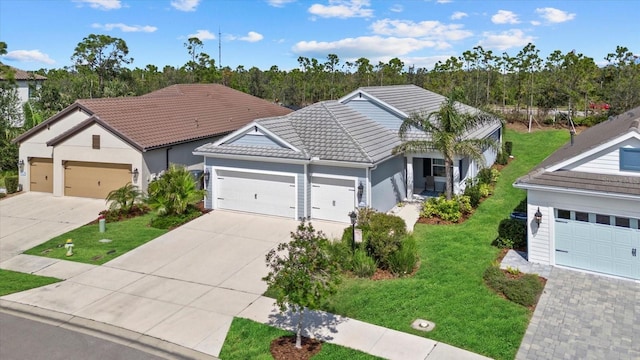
[[195, 85, 502, 223], [13, 84, 292, 199], [513, 106, 640, 280]]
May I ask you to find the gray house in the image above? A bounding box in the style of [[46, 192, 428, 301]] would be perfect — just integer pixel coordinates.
[[195, 85, 502, 223], [514, 106, 640, 280]]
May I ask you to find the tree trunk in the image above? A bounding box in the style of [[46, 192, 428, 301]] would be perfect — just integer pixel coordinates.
[[445, 157, 453, 200], [296, 307, 305, 349]]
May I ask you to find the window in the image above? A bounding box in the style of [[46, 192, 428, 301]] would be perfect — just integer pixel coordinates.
[[620, 148, 640, 171], [615, 217, 630, 228], [575, 212, 589, 222], [92, 135, 100, 149], [596, 214, 611, 225], [432, 158, 446, 177], [557, 209, 570, 219]]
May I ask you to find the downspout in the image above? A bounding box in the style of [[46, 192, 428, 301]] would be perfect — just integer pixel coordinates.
[[166, 146, 173, 169]]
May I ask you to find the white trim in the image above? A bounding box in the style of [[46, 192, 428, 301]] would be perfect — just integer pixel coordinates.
[[547, 132, 640, 171], [303, 163, 308, 219], [338, 90, 409, 119], [196, 153, 308, 165], [211, 166, 298, 219], [211, 122, 301, 152], [513, 182, 640, 201], [310, 158, 373, 168]]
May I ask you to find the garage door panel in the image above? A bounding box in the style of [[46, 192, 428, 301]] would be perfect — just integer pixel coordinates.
[[216, 170, 296, 218], [29, 158, 53, 193], [311, 176, 355, 223], [65, 161, 131, 199]]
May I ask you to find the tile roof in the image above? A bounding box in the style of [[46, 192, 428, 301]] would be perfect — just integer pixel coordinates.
[[196, 101, 400, 164], [0, 67, 47, 81], [514, 106, 640, 197], [14, 84, 292, 150]]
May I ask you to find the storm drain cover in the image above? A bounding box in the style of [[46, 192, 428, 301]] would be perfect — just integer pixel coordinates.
[[411, 319, 436, 332]]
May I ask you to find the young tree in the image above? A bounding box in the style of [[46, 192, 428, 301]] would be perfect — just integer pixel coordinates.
[[392, 91, 501, 200], [263, 220, 341, 349]]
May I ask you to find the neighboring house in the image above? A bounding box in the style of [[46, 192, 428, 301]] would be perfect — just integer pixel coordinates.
[[0, 67, 47, 125], [513, 106, 640, 280], [195, 85, 502, 223], [13, 84, 292, 199]]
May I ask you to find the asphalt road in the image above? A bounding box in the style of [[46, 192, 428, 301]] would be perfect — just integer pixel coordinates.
[[0, 312, 166, 360]]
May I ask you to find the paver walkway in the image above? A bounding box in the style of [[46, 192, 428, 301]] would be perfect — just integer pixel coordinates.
[[501, 250, 640, 360]]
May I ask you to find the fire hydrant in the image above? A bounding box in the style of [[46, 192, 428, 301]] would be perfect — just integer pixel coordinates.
[[64, 239, 74, 257]]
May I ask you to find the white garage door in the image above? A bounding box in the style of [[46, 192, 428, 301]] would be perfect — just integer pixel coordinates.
[[215, 169, 296, 218], [555, 209, 640, 280], [311, 176, 355, 223]]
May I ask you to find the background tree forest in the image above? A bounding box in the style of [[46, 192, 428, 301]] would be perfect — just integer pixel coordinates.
[[1, 35, 640, 172]]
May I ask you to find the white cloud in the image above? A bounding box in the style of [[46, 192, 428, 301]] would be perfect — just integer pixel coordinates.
[[3, 50, 55, 64], [267, 0, 296, 7], [478, 29, 535, 51], [491, 10, 519, 24], [530, 20, 541, 26], [390, 4, 403, 13], [292, 36, 437, 59], [404, 55, 452, 69], [239, 31, 264, 42], [92, 23, 157, 32], [171, 0, 200, 12], [370, 19, 473, 41], [436, 0, 452, 3], [308, 0, 373, 19], [72, 0, 121, 10], [187, 30, 216, 41], [451, 11, 467, 20], [535, 7, 576, 23]]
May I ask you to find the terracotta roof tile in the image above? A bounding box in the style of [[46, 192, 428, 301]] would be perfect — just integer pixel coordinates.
[[0, 67, 47, 81]]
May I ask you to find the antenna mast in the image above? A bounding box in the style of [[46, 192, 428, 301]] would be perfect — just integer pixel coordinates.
[[218, 27, 222, 69]]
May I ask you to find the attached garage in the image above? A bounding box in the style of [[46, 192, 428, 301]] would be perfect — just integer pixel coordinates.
[[311, 176, 356, 223], [555, 209, 640, 280], [215, 169, 296, 218], [29, 158, 53, 193], [64, 161, 132, 199]]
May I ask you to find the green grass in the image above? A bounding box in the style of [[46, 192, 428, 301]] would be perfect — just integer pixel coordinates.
[[320, 128, 569, 360], [219, 317, 382, 360], [24, 214, 167, 265], [0, 269, 61, 296]]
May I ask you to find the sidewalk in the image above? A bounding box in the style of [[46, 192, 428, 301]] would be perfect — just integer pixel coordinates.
[[1, 254, 491, 360]]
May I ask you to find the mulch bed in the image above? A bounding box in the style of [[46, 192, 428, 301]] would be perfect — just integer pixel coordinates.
[[270, 335, 322, 360]]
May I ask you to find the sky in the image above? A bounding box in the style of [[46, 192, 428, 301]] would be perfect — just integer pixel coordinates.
[[1, 0, 638, 73]]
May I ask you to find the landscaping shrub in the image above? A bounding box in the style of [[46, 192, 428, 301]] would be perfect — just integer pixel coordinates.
[[365, 213, 406, 269], [4, 175, 18, 194], [477, 168, 500, 185], [494, 218, 527, 249], [388, 236, 419, 276], [147, 164, 206, 216], [478, 183, 492, 197], [105, 183, 143, 214], [502, 273, 544, 307], [456, 195, 472, 214], [421, 196, 462, 222], [354, 206, 377, 232], [328, 235, 355, 271], [504, 141, 513, 156], [150, 206, 201, 229], [483, 265, 505, 293], [351, 249, 376, 278], [496, 147, 509, 165], [464, 183, 482, 208], [514, 198, 528, 213]]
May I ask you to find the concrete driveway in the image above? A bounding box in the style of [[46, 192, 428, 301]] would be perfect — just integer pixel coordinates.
[[517, 267, 640, 359], [1, 210, 347, 357], [0, 192, 105, 262]]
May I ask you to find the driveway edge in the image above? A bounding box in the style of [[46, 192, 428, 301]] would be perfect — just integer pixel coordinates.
[[0, 299, 218, 360]]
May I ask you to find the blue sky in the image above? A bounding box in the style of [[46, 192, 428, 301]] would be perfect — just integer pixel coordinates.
[[1, 0, 637, 72]]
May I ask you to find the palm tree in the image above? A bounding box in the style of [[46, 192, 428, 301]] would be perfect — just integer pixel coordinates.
[[392, 92, 501, 200], [147, 164, 206, 215], [105, 182, 142, 214]]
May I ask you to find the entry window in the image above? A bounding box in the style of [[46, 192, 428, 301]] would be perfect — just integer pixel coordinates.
[[620, 148, 640, 172], [575, 212, 589, 222], [432, 158, 446, 177], [92, 135, 100, 149], [615, 217, 630, 228], [557, 209, 570, 219], [596, 214, 611, 225]]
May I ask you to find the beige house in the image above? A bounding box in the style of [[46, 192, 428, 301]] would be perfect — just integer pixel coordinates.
[[13, 84, 292, 199]]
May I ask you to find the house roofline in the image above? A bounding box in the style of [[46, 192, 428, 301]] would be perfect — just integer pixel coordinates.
[[512, 182, 640, 201], [12, 102, 94, 144]]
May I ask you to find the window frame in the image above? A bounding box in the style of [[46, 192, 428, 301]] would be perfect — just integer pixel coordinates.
[[620, 147, 640, 172]]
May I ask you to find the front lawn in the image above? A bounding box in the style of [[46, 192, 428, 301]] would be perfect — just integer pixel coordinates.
[[322, 128, 569, 360], [24, 214, 167, 265], [0, 269, 61, 296], [219, 317, 382, 360]]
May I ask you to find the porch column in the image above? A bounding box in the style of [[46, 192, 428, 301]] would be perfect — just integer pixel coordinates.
[[406, 155, 414, 200]]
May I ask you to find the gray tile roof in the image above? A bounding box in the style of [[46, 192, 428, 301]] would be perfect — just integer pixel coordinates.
[[196, 101, 400, 164], [515, 106, 640, 197]]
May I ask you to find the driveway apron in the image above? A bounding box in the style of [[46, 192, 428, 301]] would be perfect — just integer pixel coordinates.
[[517, 267, 640, 359], [1, 210, 347, 358]]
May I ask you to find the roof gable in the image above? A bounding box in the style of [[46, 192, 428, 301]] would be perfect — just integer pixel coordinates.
[[215, 121, 300, 151]]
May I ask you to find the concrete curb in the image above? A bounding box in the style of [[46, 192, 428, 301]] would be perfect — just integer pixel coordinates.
[[0, 300, 218, 360]]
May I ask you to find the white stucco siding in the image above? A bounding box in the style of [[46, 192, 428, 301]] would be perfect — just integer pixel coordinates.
[[52, 124, 141, 196], [565, 137, 640, 175], [526, 189, 640, 266]]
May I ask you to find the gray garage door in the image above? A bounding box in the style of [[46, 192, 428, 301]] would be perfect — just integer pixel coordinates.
[[555, 209, 640, 280]]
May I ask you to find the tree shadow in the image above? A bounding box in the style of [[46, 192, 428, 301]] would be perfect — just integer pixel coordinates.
[[266, 305, 346, 342]]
